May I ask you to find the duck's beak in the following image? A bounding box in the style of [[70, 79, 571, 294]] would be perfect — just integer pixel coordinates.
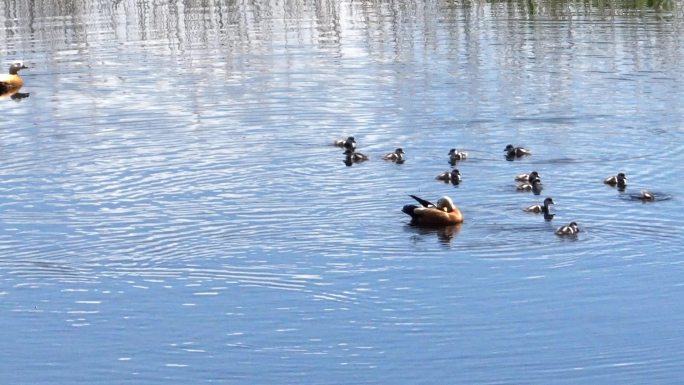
[[21, 64, 28, 69]]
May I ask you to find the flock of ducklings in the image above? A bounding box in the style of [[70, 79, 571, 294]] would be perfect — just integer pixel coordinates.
[[335, 136, 657, 237], [4, 63, 656, 237]]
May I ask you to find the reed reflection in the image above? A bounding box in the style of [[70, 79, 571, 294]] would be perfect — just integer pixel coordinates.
[[1, 0, 679, 56]]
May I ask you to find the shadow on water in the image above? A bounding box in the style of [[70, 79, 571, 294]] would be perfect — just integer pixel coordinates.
[[621, 191, 673, 202], [0, 90, 30, 101]]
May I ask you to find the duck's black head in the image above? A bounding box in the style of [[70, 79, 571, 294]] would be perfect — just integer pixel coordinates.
[[450, 169, 461, 185], [344, 137, 356, 151], [396, 148, 404, 154], [544, 197, 554, 205], [9, 62, 28, 75], [448, 148, 456, 155], [504, 144, 514, 152]]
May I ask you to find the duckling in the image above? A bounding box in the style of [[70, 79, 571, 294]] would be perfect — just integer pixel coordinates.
[[523, 197, 554, 214], [639, 191, 655, 201], [504, 144, 532, 158], [604, 172, 627, 189], [448, 148, 468, 162], [402, 195, 464, 226], [0, 62, 28, 93], [344, 149, 369, 163], [515, 171, 539, 182], [383, 148, 405, 162], [436, 169, 461, 184], [555, 221, 580, 236], [334, 136, 356, 151], [517, 176, 543, 192]]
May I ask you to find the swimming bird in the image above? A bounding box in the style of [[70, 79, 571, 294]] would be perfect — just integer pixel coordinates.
[[334, 136, 356, 151], [344, 149, 369, 163], [555, 221, 580, 236], [523, 197, 554, 214], [517, 176, 543, 192], [604, 173, 627, 189], [515, 171, 539, 182], [402, 195, 464, 226], [638, 191, 655, 201], [436, 169, 461, 184], [383, 148, 405, 162], [0, 62, 28, 93], [448, 148, 468, 162], [504, 144, 531, 158]]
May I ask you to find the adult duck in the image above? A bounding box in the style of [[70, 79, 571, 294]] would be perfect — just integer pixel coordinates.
[[523, 197, 554, 214], [436, 169, 461, 184], [555, 221, 580, 236], [604, 172, 627, 189], [448, 148, 468, 162], [0, 62, 28, 93], [402, 195, 464, 226], [504, 144, 531, 158], [383, 148, 405, 162]]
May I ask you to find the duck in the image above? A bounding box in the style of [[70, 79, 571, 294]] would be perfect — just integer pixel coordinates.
[[0, 62, 28, 93], [436, 169, 461, 184], [517, 176, 543, 192], [402, 195, 464, 226], [638, 190, 655, 201], [604, 172, 627, 189], [448, 148, 468, 162], [515, 170, 539, 182], [555, 221, 580, 236], [334, 136, 356, 151], [383, 148, 405, 162], [435, 168, 461, 184], [344, 149, 369, 163], [504, 144, 532, 158], [523, 197, 554, 214]]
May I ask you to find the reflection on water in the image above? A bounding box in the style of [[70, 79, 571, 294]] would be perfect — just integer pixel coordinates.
[[2, 0, 684, 383], [0, 90, 29, 100]]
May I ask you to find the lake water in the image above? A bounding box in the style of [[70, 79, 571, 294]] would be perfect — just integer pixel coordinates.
[[2, 0, 684, 383]]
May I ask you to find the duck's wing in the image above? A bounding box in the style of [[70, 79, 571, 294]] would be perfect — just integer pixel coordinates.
[[409, 195, 435, 208]]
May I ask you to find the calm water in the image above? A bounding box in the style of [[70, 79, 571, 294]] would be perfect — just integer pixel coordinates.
[[2, 0, 684, 383]]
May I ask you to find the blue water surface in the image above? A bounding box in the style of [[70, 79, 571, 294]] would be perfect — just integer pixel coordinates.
[[1, 0, 684, 383]]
